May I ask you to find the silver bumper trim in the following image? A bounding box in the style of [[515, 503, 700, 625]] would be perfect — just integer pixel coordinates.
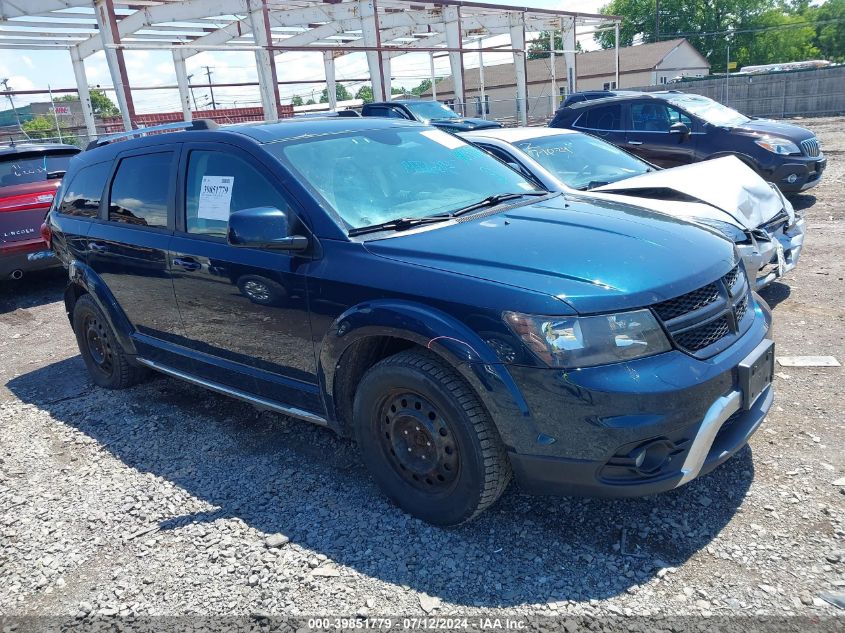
[[676, 390, 742, 486]]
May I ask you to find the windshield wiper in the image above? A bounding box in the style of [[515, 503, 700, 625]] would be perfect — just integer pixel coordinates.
[[449, 191, 550, 218], [348, 192, 550, 237], [348, 214, 451, 237]]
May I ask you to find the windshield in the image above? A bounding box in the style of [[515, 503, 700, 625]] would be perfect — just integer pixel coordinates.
[[269, 127, 541, 230], [403, 101, 460, 121], [0, 152, 75, 189], [513, 133, 651, 190], [667, 95, 750, 127]]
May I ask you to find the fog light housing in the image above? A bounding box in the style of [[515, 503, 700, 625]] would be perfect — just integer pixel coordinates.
[[785, 173, 798, 184]]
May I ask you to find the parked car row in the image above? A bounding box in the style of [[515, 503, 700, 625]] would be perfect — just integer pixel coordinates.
[[44, 115, 777, 525]]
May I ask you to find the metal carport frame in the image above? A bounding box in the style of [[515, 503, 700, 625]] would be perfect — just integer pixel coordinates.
[[0, 0, 621, 132]]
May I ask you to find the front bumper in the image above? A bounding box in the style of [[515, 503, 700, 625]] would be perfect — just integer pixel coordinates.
[[0, 240, 59, 279], [769, 155, 826, 193], [493, 299, 773, 497], [738, 215, 805, 290]]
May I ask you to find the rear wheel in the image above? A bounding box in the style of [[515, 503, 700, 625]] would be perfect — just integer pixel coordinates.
[[353, 350, 511, 525], [72, 295, 143, 389]]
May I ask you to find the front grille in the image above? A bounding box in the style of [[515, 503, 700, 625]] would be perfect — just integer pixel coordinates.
[[674, 316, 731, 352], [735, 295, 749, 323], [652, 265, 750, 357], [800, 137, 820, 157], [654, 282, 720, 321]]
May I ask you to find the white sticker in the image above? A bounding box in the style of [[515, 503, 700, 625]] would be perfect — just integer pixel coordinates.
[[421, 129, 465, 150], [197, 175, 234, 220]]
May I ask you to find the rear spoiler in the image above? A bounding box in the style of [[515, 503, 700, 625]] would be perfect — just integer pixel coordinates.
[[86, 119, 218, 150]]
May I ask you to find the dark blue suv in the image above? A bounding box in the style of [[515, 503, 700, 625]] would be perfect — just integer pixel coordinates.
[[46, 118, 774, 525]]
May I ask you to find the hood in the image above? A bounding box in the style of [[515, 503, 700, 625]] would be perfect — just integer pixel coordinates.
[[431, 118, 502, 131], [732, 118, 816, 142], [364, 195, 736, 314], [592, 156, 785, 229]]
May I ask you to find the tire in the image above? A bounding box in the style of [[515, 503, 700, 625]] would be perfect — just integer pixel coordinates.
[[353, 349, 511, 525], [72, 294, 143, 389]]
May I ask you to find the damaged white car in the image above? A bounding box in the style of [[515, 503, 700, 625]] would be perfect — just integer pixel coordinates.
[[461, 127, 804, 290]]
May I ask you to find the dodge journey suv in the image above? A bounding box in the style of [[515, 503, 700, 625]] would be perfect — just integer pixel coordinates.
[[47, 118, 774, 525]]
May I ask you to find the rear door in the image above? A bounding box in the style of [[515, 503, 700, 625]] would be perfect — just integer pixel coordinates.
[[85, 146, 185, 351], [571, 102, 627, 147], [624, 100, 698, 167], [168, 142, 320, 412]]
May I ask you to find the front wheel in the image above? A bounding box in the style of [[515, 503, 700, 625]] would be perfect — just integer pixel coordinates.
[[353, 350, 511, 525]]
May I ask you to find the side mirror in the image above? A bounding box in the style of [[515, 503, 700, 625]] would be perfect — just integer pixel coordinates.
[[670, 121, 690, 138], [228, 207, 308, 251]]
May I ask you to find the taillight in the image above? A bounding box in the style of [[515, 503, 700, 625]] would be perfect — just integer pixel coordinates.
[[40, 221, 52, 249], [0, 190, 55, 212]]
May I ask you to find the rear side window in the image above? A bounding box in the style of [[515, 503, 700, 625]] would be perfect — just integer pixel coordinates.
[[185, 150, 291, 239], [0, 152, 76, 188], [58, 162, 110, 218], [108, 152, 172, 228], [576, 104, 623, 131]]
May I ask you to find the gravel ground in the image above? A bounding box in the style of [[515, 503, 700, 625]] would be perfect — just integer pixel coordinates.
[[1, 117, 844, 623]]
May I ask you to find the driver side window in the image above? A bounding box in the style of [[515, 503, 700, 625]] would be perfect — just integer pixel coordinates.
[[185, 150, 293, 239]]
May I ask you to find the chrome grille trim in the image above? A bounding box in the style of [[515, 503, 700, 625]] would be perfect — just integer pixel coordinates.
[[800, 137, 820, 157]]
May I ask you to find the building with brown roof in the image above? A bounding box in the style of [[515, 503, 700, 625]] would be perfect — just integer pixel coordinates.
[[424, 38, 710, 123]]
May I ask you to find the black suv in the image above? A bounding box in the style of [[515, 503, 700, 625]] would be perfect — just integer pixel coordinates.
[[549, 91, 825, 193], [46, 118, 773, 525]]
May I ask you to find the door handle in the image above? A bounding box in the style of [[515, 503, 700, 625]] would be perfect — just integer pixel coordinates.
[[627, 141, 643, 145], [172, 257, 202, 271], [88, 242, 109, 253]]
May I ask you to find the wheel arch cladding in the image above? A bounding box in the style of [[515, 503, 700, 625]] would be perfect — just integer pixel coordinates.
[[66, 260, 138, 356], [318, 299, 531, 440]]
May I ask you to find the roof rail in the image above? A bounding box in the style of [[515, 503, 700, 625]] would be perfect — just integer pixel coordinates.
[[86, 118, 219, 150]]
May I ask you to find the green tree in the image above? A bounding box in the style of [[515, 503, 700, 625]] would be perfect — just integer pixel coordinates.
[[58, 89, 119, 116], [594, 0, 823, 70], [319, 83, 352, 103], [22, 115, 77, 145], [811, 0, 845, 61], [305, 98, 316, 105], [528, 32, 581, 59], [410, 78, 432, 96], [290, 95, 304, 106], [355, 85, 374, 103]]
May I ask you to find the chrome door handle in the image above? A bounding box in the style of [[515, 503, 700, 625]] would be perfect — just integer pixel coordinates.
[[627, 141, 643, 145], [172, 257, 202, 271]]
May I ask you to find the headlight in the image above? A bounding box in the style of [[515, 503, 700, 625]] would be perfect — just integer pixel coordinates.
[[503, 309, 671, 368], [693, 217, 750, 244], [754, 136, 800, 155]]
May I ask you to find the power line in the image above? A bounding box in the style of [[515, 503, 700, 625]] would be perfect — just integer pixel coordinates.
[[657, 16, 845, 40]]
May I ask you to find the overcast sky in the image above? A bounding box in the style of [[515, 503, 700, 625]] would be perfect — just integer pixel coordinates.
[[1, 0, 606, 113]]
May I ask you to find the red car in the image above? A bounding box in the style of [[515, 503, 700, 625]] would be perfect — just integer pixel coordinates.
[[1, 143, 79, 280]]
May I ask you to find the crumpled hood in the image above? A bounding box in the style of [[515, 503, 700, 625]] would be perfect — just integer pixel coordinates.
[[593, 156, 786, 228], [732, 118, 816, 142], [364, 195, 736, 314]]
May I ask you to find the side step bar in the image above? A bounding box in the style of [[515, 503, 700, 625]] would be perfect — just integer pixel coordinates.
[[136, 358, 328, 426]]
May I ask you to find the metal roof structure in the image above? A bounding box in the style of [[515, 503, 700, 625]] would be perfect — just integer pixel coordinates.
[[0, 0, 621, 133]]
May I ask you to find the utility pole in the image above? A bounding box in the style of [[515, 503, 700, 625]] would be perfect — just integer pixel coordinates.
[[187, 74, 199, 111], [1, 78, 25, 135], [47, 84, 63, 143], [203, 66, 217, 110], [655, 0, 660, 42]]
